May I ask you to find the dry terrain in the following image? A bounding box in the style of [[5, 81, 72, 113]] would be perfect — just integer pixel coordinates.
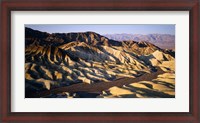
[[25, 27, 175, 98]]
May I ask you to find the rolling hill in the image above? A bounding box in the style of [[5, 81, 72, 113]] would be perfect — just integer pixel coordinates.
[[25, 27, 175, 98]]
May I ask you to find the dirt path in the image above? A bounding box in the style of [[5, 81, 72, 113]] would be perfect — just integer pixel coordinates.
[[31, 67, 165, 98]]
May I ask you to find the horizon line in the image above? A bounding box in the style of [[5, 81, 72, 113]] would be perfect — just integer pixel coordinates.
[[25, 27, 175, 36]]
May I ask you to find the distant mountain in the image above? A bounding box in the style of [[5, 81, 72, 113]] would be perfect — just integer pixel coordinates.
[[25, 27, 175, 98], [103, 34, 175, 49]]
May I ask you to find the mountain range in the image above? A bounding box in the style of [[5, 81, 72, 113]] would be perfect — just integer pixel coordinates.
[[104, 34, 175, 49], [25, 27, 175, 98]]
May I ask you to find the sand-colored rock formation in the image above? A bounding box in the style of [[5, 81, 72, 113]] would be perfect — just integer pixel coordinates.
[[25, 27, 175, 98]]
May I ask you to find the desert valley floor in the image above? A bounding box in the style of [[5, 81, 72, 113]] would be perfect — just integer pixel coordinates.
[[25, 27, 175, 98]]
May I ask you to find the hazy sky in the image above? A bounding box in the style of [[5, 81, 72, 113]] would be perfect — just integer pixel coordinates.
[[25, 24, 175, 35]]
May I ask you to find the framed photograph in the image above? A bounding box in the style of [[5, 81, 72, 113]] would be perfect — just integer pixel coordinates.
[[0, 0, 199, 122]]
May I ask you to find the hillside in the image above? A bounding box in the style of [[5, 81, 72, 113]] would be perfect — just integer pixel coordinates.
[[25, 27, 175, 98]]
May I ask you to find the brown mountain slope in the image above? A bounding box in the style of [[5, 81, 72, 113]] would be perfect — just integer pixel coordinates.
[[25, 27, 175, 98]]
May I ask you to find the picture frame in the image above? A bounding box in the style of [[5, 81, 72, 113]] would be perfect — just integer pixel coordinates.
[[0, 0, 199, 122]]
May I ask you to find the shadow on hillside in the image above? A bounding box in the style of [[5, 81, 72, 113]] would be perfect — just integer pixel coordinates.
[[125, 85, 174, 98]]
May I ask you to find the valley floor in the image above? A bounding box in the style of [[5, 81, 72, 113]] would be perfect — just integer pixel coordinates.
[[31, 67, 175, 98]]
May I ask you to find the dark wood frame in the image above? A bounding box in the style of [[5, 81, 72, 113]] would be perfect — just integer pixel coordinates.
[[0, 0, 199, 122]]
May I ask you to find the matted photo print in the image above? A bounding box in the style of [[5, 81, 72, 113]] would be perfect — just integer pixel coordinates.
[[25, 24, 175, 98]]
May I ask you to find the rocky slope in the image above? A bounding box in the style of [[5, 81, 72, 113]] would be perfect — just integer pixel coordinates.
[[25, 27, 175, 98]]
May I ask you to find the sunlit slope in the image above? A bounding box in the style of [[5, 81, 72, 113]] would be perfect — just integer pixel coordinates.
[[25, 27, 175, 98]]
